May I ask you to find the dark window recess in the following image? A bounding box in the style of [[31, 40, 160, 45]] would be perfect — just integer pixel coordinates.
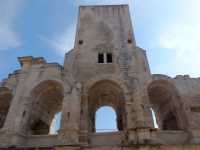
[[79, 40, 83, 44], [98, 54, 104, 63], [127, 39, 132, 43], [107, 53, 112, 63], [23, 111, 26, 117], [68, 112, 70, 118]]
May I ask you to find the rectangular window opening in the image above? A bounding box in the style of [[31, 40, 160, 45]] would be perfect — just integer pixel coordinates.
[[68, 112, 70, 118], [23, 111, 26, 117], [191, 107, 200, 113], [107, 53, 112, 63], [98, 53, 104, 63], [127, 39, 132, 43], [79, 40, 83, 45]]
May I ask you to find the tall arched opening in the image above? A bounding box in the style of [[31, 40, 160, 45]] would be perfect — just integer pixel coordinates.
[[148, 80, 181, 130], [96, 106, 117, 132], [0, 87, 12, 129], [28, 80, 63, 135], [88, 80, 126, 133]]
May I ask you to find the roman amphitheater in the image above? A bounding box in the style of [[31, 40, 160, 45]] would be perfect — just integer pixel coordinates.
[[1, 5, 200, 150]]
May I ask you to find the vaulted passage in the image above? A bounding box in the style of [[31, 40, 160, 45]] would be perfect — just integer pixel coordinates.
[[0, 87, 12, 129], [27, 80, 64, 135], [88, 80, 126, 133], [148, 80, 181, 130]]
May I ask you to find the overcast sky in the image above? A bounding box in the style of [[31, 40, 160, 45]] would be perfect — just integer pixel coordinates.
[[0, 0, 199, 131]]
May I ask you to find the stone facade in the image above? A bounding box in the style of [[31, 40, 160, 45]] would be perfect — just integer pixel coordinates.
[[0, 5, 200, 150]]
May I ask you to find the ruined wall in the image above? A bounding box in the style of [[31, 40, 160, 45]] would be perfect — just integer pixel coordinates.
[[149, 74, 200, 142], [1, 4, 200, 149], [64, 5, 155, 133]]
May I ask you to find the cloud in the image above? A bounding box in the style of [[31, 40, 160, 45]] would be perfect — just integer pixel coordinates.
[[156, 1, 200, 77], [40, 23, 76, 56], [0, 0, 23, 50]]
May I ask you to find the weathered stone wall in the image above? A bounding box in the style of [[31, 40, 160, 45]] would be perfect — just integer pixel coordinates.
[[0, 4, 200, 149], [64, 5, 138, 83]]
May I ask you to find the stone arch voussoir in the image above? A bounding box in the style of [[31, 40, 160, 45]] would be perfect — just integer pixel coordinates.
[[0, 81, 16, 94], [152, 74, 172, 82], [148, 79, 180, 98], [83, 74, 131, 94], [25, 75, 72, 97]]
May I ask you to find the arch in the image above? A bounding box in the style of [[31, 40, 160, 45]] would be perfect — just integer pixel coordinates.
[[0, 87, 13, 129], [0, 81, 17, 94], [23, 79, 65, 135], [83, 74, 131, 95], [148, 79, 182, 130], [152, 74, 172, 81], [25, 75, 71, 97], [88, 79, 127, 133], [96, 106, 117, 132]]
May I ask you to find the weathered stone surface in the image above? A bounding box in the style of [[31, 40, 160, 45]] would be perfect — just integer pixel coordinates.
[[0, 4, 200, 150]]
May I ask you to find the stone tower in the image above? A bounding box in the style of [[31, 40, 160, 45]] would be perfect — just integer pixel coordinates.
[[1, 5, 200, 150], [63, 5, 154, 133]]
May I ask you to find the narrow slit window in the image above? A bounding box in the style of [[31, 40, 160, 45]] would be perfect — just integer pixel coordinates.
[[107, 53, 112, 63], [98, 53, 104, 63], [127, 39, 132, 43], [79, 40, 83, 45]]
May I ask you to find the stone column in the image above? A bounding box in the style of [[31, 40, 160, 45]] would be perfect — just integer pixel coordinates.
[[132, 78, 145, 127], [68, 83, 82, 129], [57, 93, 71, 144], [1, 71, 28, 132], [79, 94, 89, 146], [128, 78, 152, 144], [59, 93, 71, 130], [57, 83, 82, 146], [12, 97, 29, 133]]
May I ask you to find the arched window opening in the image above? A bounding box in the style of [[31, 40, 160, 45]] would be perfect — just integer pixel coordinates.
[[27, 80, 64, 135], [96, 106, 117, 132], [0, 87, 12, 129], [88, 80, 126, 133], [148, 80, 181, 130], [150, 108, 158, 129]]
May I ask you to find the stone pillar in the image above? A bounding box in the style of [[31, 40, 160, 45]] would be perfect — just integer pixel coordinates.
[[136, 128, 151, 144], [128, 129, 136, 145], [1, 71, 28, 132], [79, 94, 89, 146], [132, 78, 145, 127], [68, 83, 82, 130], [57, 83, 82, 146], [128, 78, 152, 145], [12, 97, 29, 133]]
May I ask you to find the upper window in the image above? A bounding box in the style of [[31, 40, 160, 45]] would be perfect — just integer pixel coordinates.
[[98, 54, 104, 63], [79, 40, 83, 45], [107, 53, 112, 63], [127, 39, 132, 43], [98, 53, 112, 63]]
